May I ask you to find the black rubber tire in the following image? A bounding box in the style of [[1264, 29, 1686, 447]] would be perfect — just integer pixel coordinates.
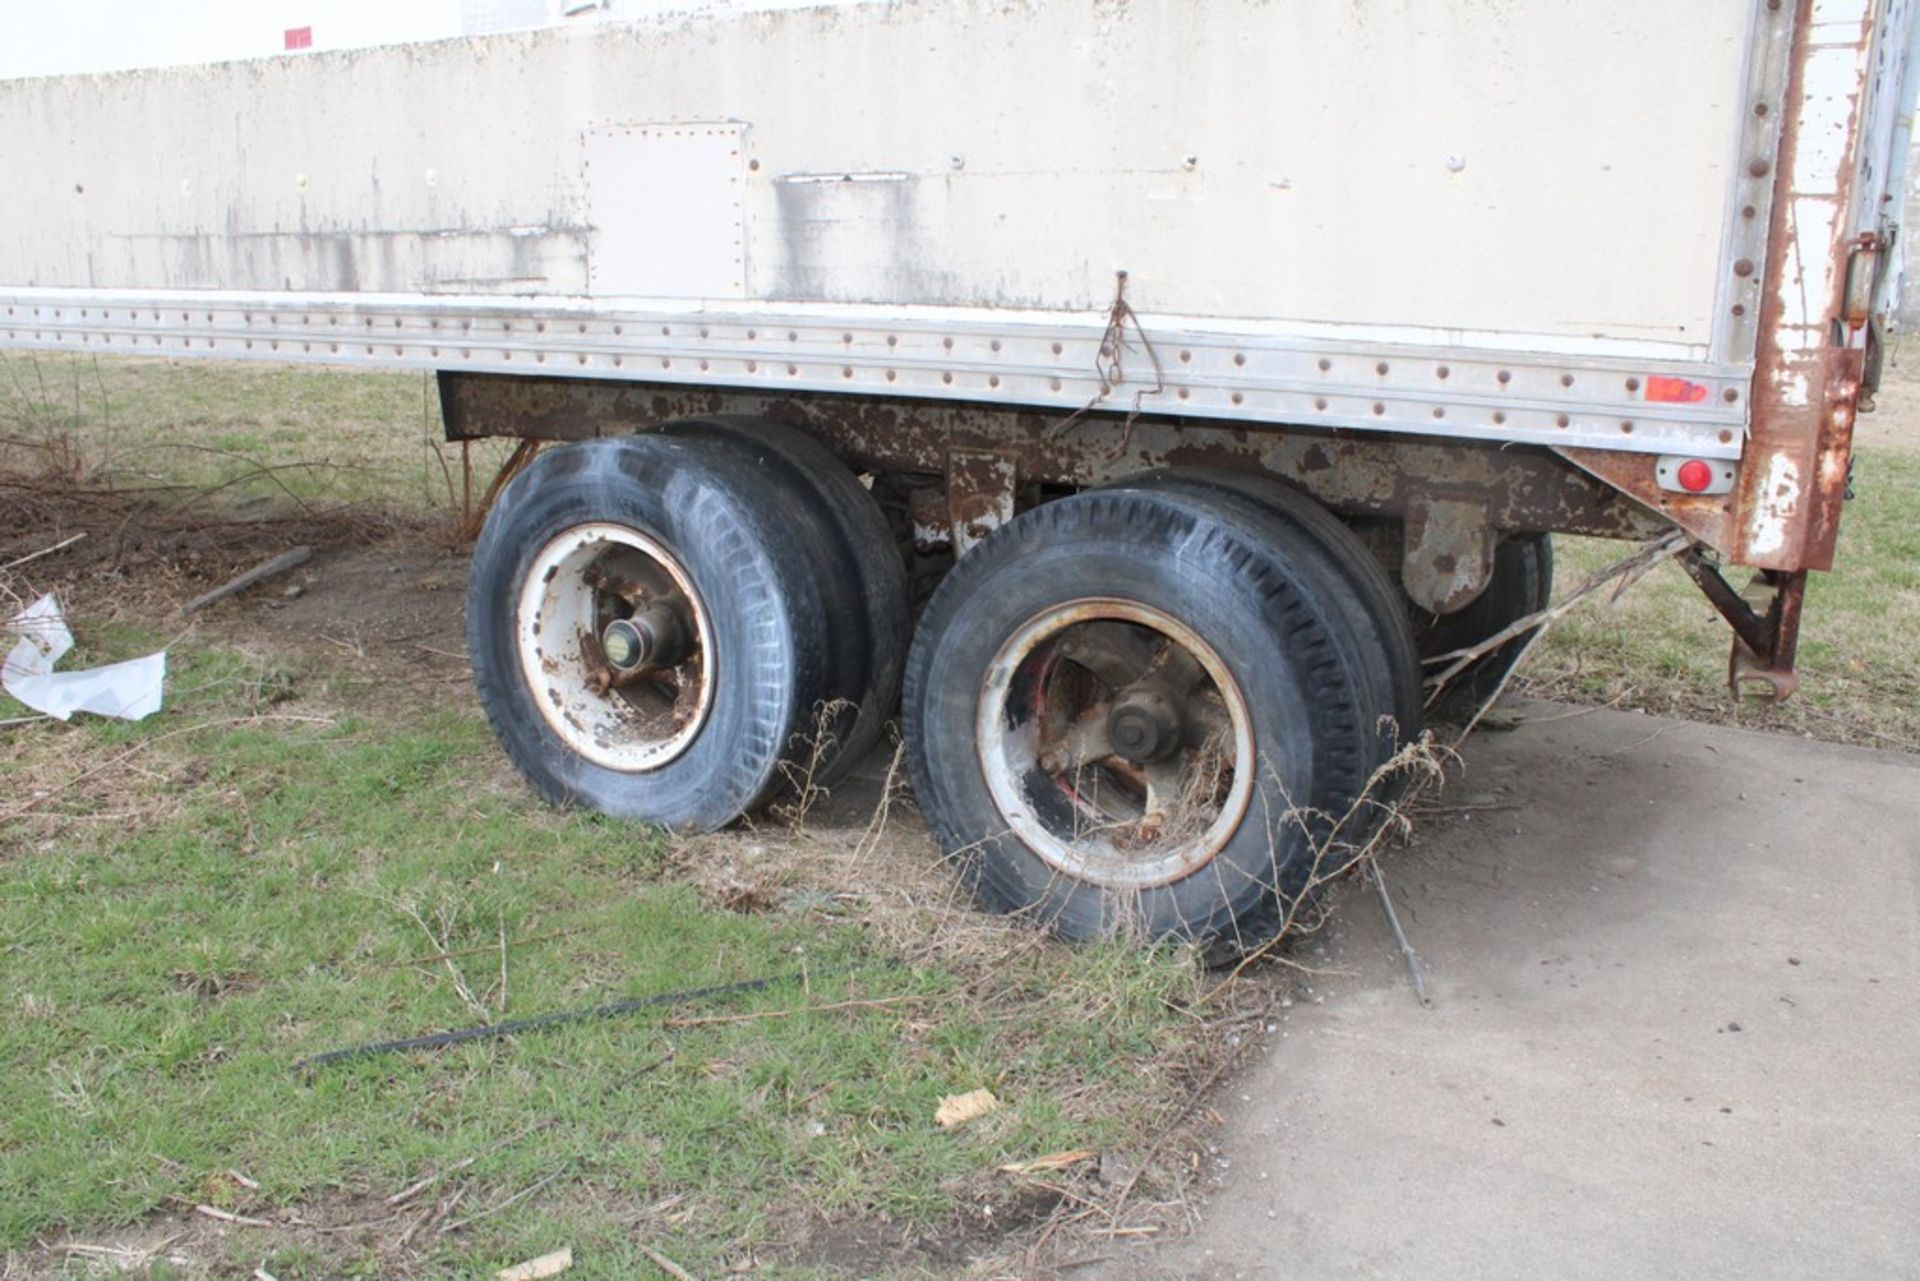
[[903, 488, 1378, 956], [1111, 470, 1424, 764], [1418, 532, 1554, 714], [467, 434, 839, 832], [656, 416, 908, 787]]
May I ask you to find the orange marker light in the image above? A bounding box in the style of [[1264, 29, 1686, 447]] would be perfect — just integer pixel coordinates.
[[1644, 376, 1710, 404]]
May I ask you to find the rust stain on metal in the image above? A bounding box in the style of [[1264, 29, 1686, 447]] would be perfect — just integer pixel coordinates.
[[1733, 0, 1870, 573], [945, 449, 1018, 554], [1803, 347, 1864, 568], [438, 373, 1666, 548], [1555, 445, 1738, 554], [1401, 493, 1496, 614]]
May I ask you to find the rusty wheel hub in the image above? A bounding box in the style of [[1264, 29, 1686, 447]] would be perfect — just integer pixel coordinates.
[[515, 522, 713, 772], [977, 599, 1255, 889]]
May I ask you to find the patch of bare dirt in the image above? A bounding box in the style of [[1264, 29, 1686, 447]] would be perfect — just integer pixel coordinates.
[[775, 1180, 1069, 1278], [0, 470, 475, 696]]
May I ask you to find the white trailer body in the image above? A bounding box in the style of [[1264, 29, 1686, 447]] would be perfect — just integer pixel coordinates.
[[6, 3, 1755, 348], [2, 1, 1908, 586], [1, 0, 1912, 948]]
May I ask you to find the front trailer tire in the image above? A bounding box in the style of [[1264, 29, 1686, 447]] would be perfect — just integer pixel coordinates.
[[467, 434, 841, 833], [657, 415, 908, 788]]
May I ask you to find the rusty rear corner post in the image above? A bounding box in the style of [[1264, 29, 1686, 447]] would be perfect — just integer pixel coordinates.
[[1735, 0, 1874, 581], [1719, 0, 1882, 699]]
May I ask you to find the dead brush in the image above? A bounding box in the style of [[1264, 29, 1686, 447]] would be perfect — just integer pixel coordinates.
[[0, 350, 100, 484], [388, 890, 504, 1024], [772, 697, 855, 831]]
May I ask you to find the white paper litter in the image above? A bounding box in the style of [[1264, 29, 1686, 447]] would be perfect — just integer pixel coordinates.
[[3, 593, 166, 722]]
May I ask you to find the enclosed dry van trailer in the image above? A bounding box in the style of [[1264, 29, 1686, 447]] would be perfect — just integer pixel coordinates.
[[3, 0, 1912, 952]]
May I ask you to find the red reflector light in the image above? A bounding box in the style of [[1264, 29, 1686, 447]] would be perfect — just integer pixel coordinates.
[[1644, 375, 1709, 404], [1675, 459, 1714, 493], [284, 26, 313, 50]]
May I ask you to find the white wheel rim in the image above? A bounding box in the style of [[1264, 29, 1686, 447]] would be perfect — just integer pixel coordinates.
[[975, 598, 1257, 890], [514, 521, 715, 772]]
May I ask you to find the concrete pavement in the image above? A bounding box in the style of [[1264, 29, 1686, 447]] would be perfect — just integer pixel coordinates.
[[1108, 702, 1920, 1281]]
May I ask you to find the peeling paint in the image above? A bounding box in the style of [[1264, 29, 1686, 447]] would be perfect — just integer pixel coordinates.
[[1747, 452, 1802, 556], [1774, 369, 1812, 407]]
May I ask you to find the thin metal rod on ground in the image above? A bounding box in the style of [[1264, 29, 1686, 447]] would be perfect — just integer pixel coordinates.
[[1371, 867, 1429, 1006], [290, 961, 895, 1070]]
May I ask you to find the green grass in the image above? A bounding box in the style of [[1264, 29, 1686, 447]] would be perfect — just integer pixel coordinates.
[[1524, 445, 1920, 749], [1, 350, 514, 511], [0, 642, 1199, 1278]]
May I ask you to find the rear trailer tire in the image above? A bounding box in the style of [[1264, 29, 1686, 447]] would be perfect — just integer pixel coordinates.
[[1112, 470, 1423, 764], [1419, 532, 1554, 713], [467, 434, 841, 832], [657, 416, 908, 786], [903, 488, 1383, 956]]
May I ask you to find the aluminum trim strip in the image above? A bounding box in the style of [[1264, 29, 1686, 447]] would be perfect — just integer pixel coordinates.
[[0, 289, 1750, 460]]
